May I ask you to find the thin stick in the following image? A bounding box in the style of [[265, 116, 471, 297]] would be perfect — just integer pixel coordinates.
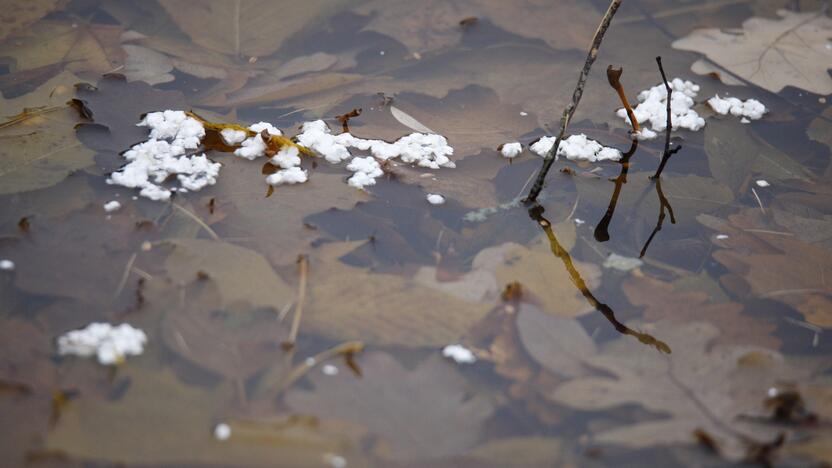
[[651, 56, 677, 179], [751, 187, 766, 214], [281, 341, 364, 391], [525, 0, 623, 203], [284, 255, 308, 348], [172, 202, 221, 241], [113, 253, 137, 299]]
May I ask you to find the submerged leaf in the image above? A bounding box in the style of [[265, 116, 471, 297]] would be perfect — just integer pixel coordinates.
[[0, 71, 94, 194], [286, 351, 495, 461], [673, 10, 832, 94], [158, 0, 348, 57], [550, 321, 828, 460], [162, 238, 293, 311]]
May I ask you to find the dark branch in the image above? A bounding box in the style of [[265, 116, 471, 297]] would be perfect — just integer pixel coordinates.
[[525, 0, 623, 203]]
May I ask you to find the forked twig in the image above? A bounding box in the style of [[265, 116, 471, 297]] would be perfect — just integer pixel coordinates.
[[526, 0, 623, 203]]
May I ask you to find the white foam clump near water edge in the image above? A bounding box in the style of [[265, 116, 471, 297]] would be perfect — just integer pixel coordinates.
[[57, 322, 147, 365], [616, 78, 706, 138], [530, 134, 622, 162], [107, 110, 220, 201]]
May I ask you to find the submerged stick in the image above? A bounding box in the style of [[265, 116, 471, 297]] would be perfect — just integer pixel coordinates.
[[284, 255, 308, 349], [525, 0, 623, 203]]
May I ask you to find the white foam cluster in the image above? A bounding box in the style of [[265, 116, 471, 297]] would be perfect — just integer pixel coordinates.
[[57, 322, 147, 365], [297, 120, 455, 169], [442, 344, 476, 364], [500, 142, 523, 159], [220, 128, 247, 145], [707, 95, 767, 120], [530, 134, 622, 162], [346, 156, 383, 190], [266, 166, 308, 186], [234, 121, 282, 160], [108, 112, 220, 201], [617, 78, 706, 138]]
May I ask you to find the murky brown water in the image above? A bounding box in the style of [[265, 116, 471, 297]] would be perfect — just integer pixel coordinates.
[[1, 0, 831, 466]]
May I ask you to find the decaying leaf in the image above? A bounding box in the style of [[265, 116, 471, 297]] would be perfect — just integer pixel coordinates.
[[0, 0, 60, 42], [121, 44, 175, 85], [161, 238, 293, 311], [0, 19, 123, 76], [673, 10, 832, 94], [705, 119, 811, 194], [0, 71, 94, 194], [286, 351, 495, 461], [158, 0, 348, 58], [302, 241, 493, 347], [354, 0, 597, 55], [549, 320, 828, 460], [158, 279, 288, 380], [515, 303, 596, 378], [623, 275, 780, 348]]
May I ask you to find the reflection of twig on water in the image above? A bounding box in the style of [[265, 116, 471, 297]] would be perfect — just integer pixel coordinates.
[[528, 204, 670, 353], [594, 139, 638, 242]]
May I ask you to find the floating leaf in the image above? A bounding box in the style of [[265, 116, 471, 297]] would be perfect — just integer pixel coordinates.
[[673, 10, 832, 94], [286, 351, 495, 461]]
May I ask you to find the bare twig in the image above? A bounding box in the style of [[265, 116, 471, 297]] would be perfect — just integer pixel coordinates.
[[283, 255, 308, 349], [172, 202, 221, 241], [525, 0, 623, 203], [651, 56, 678, 180]]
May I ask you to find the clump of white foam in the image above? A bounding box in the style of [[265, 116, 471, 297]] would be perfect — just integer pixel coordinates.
[[108, 112, 221, 201], [530, 134, 622, 162], [234, 122, 282, 160], [427, 193, 446, 205], [442, 344, 476, 364], [57, 322, 147, 365], [499, 142, 523, 159], [221, 128, 247, 145], [214, 423, 231, 441], [0, 259, 14, 271], [266, 167, 308, 186], [603, 253, 643, 271], [346, 156, 383, 190], [617, 78, 706, 138], [103, 200, 121, 212], [297, 120, 455, 169], [707, 95, 767, 120], [271, 146, 301, 169]]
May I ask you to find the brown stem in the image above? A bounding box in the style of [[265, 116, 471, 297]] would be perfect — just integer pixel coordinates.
[[606, 65, 639, 132], [525, 0, 623, 203]]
